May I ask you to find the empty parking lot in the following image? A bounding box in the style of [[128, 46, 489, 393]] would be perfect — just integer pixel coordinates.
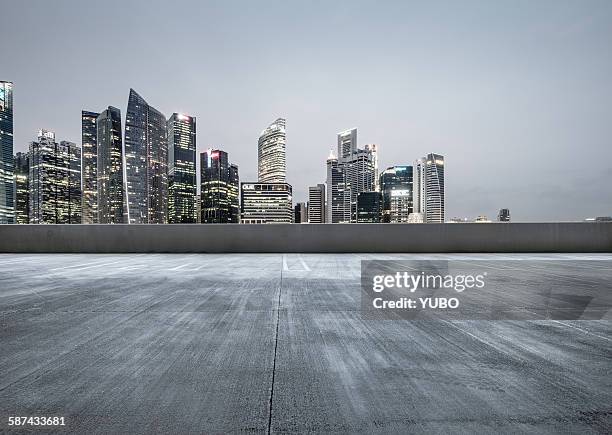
[[1, 253, 611, 433]]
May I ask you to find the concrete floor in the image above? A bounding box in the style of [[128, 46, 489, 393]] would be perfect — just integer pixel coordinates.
[[0, 253, 611, 434]]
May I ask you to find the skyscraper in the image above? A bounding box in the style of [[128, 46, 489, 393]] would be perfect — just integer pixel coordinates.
[[242, 118, 292, 224], [380, 166, 413, 223], [258, 118, 286, 183], [29, 131, 81, 224], [64, 141, 82, 224], [168, 113, 196, 223], [81, 110, 99, 224], [413, 158, 426, 216], [337, 128, 357, 160], [241, 182, 293, 224], [331, 129, 375, 222], [96, 107, 125, 224], [326, 154, 350, 223], [364, 143, 379, 191], [200, 149, 239, 223], [425, 153, 445, 223], [357, 191, 382, 223], [14, 151, 29, 224], [0, 81, 14, 223], [307, 183, 325, 223], [498, 208, 511, 222], [124, 88, 168, 224], [294, 202, 307, 223]]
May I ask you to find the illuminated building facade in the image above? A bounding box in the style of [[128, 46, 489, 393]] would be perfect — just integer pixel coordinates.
[[240, 182, 293, 224], [14, 151, 29, 224], [124, 88, 168, 224], [29, 130, 81, 223], [357, 191, 382, 223], [81, 110, 99, 223], [96, 107, 125, 224], [168, 113, 196, 223], [380, 166, 413, 223], [0, 81, 14, 223], [258, 118, 286, 183], [200, 149, 239, 223]]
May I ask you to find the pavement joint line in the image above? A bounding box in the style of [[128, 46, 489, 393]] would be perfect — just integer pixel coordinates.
[[267, 255, 283, 434]]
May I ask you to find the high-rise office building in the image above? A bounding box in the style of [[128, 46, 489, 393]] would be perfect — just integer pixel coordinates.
[[29, 131, 81, 224], [337, 128, 357, 160], [0, 81, 14, 223], [308, 183, 325, 223], [357, 191, 382, 223], [64, 141, 82, 224], [241, 182, 293, 224], [14, 151, 29, 224], [96, 107, 125, 224], [242, 118, 292, 224], [294, 202, 307, 223], [330, 129, 375, 222], [168, 113, 196, 223], [326, 154, 350, 223], [258, 118, 286, 183], [380, 166, 413, 223], [343, 148, 375, 221], [498, 208, 511, 222], [364, 144, 379, 191], [424, 153, 445, 223], [81, 110, 99, 224], [413, 158, 425, 216], [200, 149, 239, 223], [124, 88, 168, 224]]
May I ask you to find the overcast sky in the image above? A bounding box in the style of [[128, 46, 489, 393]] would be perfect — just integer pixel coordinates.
[[3, 0, 611, 220]]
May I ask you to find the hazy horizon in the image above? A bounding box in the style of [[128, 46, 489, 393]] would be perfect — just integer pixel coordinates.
[[3, 0, 611, 221]]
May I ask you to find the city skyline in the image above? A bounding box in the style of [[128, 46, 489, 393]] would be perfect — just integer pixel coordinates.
[[3, 0, 612, 220]]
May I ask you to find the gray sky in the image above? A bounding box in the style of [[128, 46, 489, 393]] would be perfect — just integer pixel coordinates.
[[3, 0, 611, 221]]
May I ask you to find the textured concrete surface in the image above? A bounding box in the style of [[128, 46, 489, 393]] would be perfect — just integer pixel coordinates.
[[0, 254, 611, 434], [1, 223, 612, 253]]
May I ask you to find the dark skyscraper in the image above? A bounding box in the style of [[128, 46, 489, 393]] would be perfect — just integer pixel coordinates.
[[124, 88, 168, 224], [294, 202, 307, 223], [14, 151, 29, 224], [96, 107, 125, 224], [0, 81, 14, 223], [167, 113, 196, 223], [200, 149, 239, 223], [357, 191, 382, 223], [81, 110, 99, 224], [498, 208, 511, 222], [380, 166, 413, 223]]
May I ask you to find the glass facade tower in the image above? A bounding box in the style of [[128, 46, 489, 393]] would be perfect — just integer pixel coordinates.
[[200, 149, 239, 223], [380, 166, 413, 223], [0, 81, 14, 223], [29, 131, 81, 223], [124, 88, 168, 224], [81, 111, 99, 223], [14, 151, 29, 224], [168, 113, 196, 223], [96, 107, 125, 224], [258, 118, 286, 183], [424, 153, 445, 223]]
